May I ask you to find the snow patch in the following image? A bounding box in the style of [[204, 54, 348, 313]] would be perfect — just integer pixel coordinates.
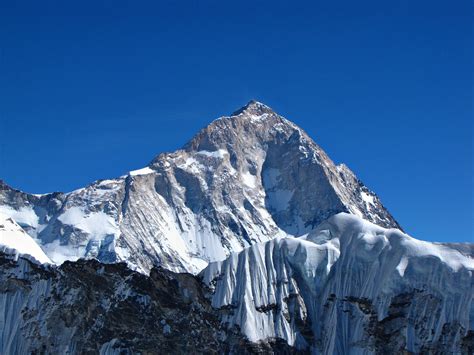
[[196, 149, 228, 159], [249, 113, 269, 122], [242, 171, 258, 188], [96, 179, 121, 186], [396, 256, 409, 276], [177, 157, 208, 174], [58, 207, 119, 238], [0, 206, 39, 229], [361, 191, 375, 206], [40, 239, 83, 264], [129, 167, 155, 176]]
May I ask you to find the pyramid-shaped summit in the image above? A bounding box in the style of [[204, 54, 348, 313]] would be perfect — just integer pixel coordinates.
[[230, 99, 273, 116], [0, 101, 400, 274]]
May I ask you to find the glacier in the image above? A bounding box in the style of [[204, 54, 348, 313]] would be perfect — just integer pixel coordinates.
[[201, 213, 473, 353]]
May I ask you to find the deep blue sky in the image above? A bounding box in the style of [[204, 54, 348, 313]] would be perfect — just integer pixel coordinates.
[[1, 1, 472, 242]]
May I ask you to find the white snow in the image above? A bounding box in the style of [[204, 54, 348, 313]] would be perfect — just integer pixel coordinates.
[[202, 213, 474, 349], [96, 179, 120, 186], [31, 193, 50, 197], [360, 191, 375, 206], [315, 213, 474, 274], [177, 156, 208, 175], [40, 239, 83, 264], [0, 206, 39, 229], [58, 207, 119, 238], [396, 256, 410, 276], [249, 113, 269, 122], [129, 167, 155, 176], [196, 149, 228, 159], [0, 213, 51, 264], [398, 234, 474, 274], [242, 171, 258, 188]]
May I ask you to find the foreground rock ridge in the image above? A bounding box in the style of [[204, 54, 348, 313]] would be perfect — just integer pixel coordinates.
[[0, 101, 400, 274], [0, 254, 271, 354], [0, 101, 472, 354], [0, 214, 472, 353]]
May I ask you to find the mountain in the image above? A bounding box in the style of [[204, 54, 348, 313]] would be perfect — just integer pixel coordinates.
[[0, 101, 472, 354], [1, 214, 472, 354], [0, 101, 400, 274]]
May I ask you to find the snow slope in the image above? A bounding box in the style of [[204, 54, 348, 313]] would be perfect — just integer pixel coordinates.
[[201, 213, 473, 353], [0, 213, 51, 264]]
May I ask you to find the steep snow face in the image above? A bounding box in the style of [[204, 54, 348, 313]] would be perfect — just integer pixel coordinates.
[[0, 101, 400, 274], [0, 213, 51, 264], [201, 213, 473, 353]]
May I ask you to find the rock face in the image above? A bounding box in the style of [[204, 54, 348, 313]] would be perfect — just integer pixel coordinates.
[[0, 254, 254, 354], [201, 213, 474, 354], [0, 101, 400, 274]]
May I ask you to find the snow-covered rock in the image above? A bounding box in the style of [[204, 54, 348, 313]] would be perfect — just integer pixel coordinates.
[[201, 213, 473, 353], [0, 101, 400, 274]]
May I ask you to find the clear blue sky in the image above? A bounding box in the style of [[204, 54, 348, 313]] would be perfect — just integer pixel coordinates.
[[0, 1, 472, 242]]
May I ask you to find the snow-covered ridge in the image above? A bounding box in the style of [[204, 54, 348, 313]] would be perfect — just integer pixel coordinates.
[[201, 213, 473, 353], [0, 213, 51, 264], [129, 167, 155, 176]]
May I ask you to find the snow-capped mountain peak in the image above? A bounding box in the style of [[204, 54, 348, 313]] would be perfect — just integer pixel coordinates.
[[0, 102, 472, 354], [230, 99, 274, 116], [1, 102, 400, 273]]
